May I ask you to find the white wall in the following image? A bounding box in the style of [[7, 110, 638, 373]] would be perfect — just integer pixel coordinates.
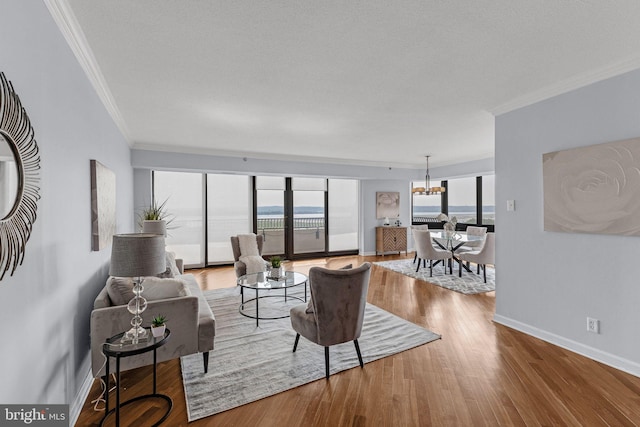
[[495, 68, 640, 375], [0, 0, 133, 419]]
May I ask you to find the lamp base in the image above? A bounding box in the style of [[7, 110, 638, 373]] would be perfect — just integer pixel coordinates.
[[121, 326, 149, 344]]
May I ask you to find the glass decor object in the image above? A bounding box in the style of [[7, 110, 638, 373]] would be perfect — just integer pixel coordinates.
[[109, 233, 165, 344]]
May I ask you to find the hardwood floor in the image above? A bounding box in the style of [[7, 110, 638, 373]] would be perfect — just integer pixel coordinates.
[[76, 254, 640, 426]]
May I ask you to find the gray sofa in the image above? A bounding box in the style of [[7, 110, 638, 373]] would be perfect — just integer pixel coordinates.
[[90, 260, 215, 377]]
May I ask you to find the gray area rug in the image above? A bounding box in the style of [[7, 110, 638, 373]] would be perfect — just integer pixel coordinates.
[[374, 259, 495, 294], [180, 286, 440, 422]]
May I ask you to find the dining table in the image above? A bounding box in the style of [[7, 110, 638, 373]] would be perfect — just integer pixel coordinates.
[[430, 231, 485, 273]]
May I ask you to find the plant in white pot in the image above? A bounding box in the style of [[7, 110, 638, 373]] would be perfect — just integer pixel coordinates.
[[138, 198, 174, 236], [269, 256, 283, 278], [151, 315, 167, 338]]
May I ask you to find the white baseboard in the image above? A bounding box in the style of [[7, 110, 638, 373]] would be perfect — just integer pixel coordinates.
[[70, 367, 94, 426], [493, 314, 640, 378]]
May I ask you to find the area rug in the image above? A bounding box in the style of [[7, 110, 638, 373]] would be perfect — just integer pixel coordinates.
[[180, 286, 440, 422], [374, 259, 495, 294]]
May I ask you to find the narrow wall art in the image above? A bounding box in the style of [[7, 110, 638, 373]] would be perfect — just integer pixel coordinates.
[[90, 160, 116, 250]]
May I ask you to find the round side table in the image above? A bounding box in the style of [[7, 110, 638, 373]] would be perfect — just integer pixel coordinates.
[[100, 329, 172, 426]]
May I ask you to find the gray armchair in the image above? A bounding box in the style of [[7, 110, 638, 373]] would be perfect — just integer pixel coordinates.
[[230, 234, 265, 277], [289, 262, 371, 379]]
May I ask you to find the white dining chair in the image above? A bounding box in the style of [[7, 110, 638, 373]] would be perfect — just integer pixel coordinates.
[[410, 225, 430, 263], [414, 229, 452, 276], [457, 226, 487, 253], [458, 232, 495, 283]]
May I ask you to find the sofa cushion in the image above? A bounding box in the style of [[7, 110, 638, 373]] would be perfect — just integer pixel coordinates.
[[107, 276, 190, 306], [306, 264, 352, 313]]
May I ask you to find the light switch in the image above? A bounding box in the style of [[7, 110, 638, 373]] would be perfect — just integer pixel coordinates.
[[506, 200, 515, 211]]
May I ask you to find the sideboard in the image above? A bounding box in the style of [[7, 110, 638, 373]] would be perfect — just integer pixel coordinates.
[[375, 226, 407, 256]]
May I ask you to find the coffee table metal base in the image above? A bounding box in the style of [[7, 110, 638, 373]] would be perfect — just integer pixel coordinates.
[[240, 291, 306, 326]]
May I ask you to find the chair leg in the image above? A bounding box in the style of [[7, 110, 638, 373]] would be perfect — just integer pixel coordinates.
[[293, 333, 300, 352], [483, 265, 487, 283], [354, 339, 364, 368], [415, 258, 421, 272], [413, 252, 417, 263], [203, 351, 209, 373], [459, 258, 462, 277], [429, 259, 433, 277], [325, 347, 330, 379]]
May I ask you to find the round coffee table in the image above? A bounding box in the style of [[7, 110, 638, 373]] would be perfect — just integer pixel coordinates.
[[237, 271, 308, 326]]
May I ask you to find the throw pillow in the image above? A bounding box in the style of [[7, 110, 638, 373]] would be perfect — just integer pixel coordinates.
[[306, 263, 353, 314], [156, 251, 181, 278], [106, 276, 189, 306]]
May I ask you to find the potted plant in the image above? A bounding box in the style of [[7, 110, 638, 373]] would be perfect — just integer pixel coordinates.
[[269, 256, 283, 278], [151, 315, 167, 338], [138, 198, 174, 236]]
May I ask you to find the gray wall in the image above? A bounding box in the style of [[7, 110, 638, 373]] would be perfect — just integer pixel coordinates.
[[495, 68, 640, 375], [0, 0, 134, 419]]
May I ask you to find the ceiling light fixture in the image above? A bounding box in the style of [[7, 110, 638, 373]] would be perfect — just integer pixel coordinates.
[[412, 155, 446, 195]]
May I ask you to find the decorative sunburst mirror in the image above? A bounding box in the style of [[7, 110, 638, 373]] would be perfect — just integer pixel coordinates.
[[0, 72, 41, 280]]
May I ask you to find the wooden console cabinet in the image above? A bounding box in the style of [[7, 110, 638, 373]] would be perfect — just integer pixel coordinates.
[[376, 226, 407, 256]]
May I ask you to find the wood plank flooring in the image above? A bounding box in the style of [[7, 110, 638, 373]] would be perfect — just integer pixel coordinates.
[[76, 254, 640, 426]]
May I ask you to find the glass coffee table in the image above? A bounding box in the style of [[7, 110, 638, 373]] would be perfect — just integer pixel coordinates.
[[237, 271, 308, 326]]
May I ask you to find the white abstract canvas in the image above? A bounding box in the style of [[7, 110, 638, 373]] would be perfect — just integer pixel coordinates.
[[543, 137, 640, 236]]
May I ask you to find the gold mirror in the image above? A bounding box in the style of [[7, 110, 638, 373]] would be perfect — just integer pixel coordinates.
[[0, 72, 41, 279]]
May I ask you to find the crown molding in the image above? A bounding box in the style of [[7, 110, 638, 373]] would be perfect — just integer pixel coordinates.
[[490, 55, 640, 116], [44, 0, 132, 143], [131, 142, 424, 170]]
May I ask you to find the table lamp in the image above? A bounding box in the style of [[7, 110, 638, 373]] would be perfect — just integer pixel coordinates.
[[109, 233, 165, 344]]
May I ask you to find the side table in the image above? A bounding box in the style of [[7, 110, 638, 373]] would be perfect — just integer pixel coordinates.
[[101, 329, 172, 427]]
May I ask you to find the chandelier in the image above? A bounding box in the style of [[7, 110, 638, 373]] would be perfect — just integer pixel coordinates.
[[412, 155, 446, 195]]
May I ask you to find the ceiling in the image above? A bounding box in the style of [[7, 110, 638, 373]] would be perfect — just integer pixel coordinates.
[[52, 0, 640, 169]]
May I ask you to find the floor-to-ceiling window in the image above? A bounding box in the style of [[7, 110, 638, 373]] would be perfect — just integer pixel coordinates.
[[153, 171, 204, 267], [207, 174, 251, 264], [328, 179, 358, 251], [447, 176, 477, 225], [154, 171, 359, 266], [255, 176, 286, 256]]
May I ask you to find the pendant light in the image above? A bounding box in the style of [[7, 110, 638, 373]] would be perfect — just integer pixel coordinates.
[[412, 155, 445, 195]]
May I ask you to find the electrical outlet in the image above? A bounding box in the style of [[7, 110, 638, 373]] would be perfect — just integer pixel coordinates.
[[586, 317, 600, 334]]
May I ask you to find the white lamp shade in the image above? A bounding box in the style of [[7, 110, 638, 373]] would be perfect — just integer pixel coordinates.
[[109, 233, 166, 277]]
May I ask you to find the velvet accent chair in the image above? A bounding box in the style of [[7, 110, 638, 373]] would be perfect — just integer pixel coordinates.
[[414, 229, 452, 276], [458, 232, 495, 282], [230, 234, 265, 277], [289, 262, 371, 379]]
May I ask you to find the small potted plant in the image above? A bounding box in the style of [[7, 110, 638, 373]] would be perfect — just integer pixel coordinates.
[[269, 256, 283, 278], [137, 198, 174, 236], [151, 315, 167, 338]]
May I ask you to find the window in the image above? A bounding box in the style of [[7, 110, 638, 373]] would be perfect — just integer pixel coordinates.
[[328, 179, 358, 251], [207, 174, 251, 264], [482, 174, 495, 225], [411, 174, 495, 229], [153, 171, 204, 267], [446, 177, 477, 225]]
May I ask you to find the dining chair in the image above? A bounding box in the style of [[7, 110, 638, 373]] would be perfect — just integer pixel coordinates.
[[458, 232, 495, 282], [414, 229, 452, 276], [457, 226, 487, 253], [289, 262, 371, 379], [410, 225, 430, 263]]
